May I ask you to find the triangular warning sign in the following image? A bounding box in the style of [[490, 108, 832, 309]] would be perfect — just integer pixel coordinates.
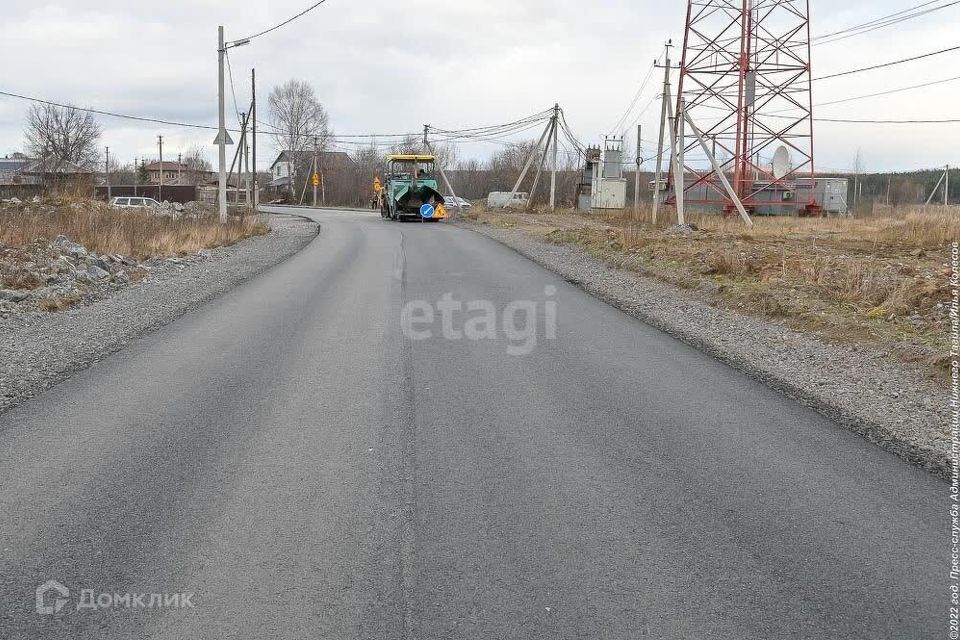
[[213, 130, 234, 145]]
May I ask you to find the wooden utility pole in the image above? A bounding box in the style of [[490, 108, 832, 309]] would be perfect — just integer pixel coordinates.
[[105, 147, 111, 199], [946, 164, 950, 206], [507, 119, 553, 205], [241, 112, 250, 205], [251, 68, 258, 208], [157, 135, 164, 202], [549, 103, 559, 211], [310, 136, 318, 206], [652, 40, 672, 224], [312, 136, 319, 207], [634, 124, 642, 213], [527, 118, 554, 209]]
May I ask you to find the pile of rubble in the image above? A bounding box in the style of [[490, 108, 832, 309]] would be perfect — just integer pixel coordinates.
[[0, 196, 216, 219], [0, 235, 143, 316], [0, 195, 41, 207]]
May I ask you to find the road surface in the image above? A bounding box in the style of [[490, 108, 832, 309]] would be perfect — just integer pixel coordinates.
[[0, 207, 943, 638]]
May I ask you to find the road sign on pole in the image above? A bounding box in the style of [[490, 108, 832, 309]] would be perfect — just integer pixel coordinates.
[[373, 177, 382, 193], [312, 173, 320, 187]]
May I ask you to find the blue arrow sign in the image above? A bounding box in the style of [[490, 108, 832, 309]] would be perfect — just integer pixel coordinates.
[[420, 203, 435, 218]]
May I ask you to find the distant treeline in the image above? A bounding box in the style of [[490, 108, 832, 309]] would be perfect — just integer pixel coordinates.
[[829, 167, 954, 208]]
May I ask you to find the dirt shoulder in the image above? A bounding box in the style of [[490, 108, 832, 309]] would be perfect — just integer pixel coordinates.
[[459, 210, 952, 478], [0, 213, 318, 415]]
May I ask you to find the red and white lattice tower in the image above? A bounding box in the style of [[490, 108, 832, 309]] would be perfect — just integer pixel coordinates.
[[674, 0, 818, 214]]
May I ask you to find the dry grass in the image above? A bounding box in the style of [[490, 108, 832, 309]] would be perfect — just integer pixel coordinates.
[[37, 293, 83, 312], [471, 204, 957, 380], [0, 197, 269, 260]]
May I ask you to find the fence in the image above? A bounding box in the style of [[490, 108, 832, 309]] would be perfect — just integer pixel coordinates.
[[0, 184, 44, 200], [94, 185, 197, 204]]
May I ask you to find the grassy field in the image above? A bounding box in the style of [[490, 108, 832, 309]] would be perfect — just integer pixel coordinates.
[[0, 198, 268, 260], [467, 204, 957, 380]]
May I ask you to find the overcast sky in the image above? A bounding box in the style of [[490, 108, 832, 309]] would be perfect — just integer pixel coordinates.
[[0, 0, 957, 173]]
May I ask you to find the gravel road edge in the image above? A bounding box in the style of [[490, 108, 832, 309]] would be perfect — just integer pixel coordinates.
[[459, 220, 949, 479], [0, 213, 319, 415]]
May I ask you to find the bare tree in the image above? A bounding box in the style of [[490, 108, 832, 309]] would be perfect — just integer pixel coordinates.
[[180, 145, 212, 185], [268, 80, 332, 197], [24, 103, 102, 170], [389, 135, 423, 156]]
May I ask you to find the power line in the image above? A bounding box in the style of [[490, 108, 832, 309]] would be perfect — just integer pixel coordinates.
[[224, 50, 243, 126], [812, 0, 955, 43], [765, 74, 960, 114], [0, 89, 224, 132], [814, 2, 960, 46], [234, 0, 330, 43], [818, 75, 960, 109], [692, 100, 960, 123], [0, 88, 412, 140], [607, 59, 657, 135], [813, 117, 960, 123], [813, 45, 960, 81], [427, 108, 554, 136]]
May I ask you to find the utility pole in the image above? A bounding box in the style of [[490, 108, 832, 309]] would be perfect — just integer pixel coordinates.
[[507, 119, 553, 205], [157, 135, 164, 203], [177, 152, 182, 183], [251, 68, 258, 209], [312, 136, 319, 207], [634, 124, 642, 213], [527, 118, 554, 208], [652, 40, 673, 225], [668, 97, 684, 225], [105, 146, 111, 199], [243, 118, 251, 206], [923, 166, 950, 206], [217, 26, 227, 221], [549, 103, 559, 211], [239, 112, 248, 205], [133, 156, 138, 196], [946, 164, 950, 206]]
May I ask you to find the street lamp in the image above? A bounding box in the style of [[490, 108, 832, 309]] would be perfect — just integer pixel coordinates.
[[217, 27, 249, 223]]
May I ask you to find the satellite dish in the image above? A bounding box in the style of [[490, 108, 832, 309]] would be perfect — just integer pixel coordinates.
[[772, 145, 791, 179]]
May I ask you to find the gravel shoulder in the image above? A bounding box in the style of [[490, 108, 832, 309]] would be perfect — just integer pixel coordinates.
[[459, 219, 950, 479], [0, 213, 318, 415]]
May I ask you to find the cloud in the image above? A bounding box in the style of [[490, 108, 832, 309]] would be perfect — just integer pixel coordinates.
[[0, 0, 956, 172]]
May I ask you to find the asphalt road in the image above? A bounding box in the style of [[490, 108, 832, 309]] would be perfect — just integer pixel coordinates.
[[0, 207, 944, 639]]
